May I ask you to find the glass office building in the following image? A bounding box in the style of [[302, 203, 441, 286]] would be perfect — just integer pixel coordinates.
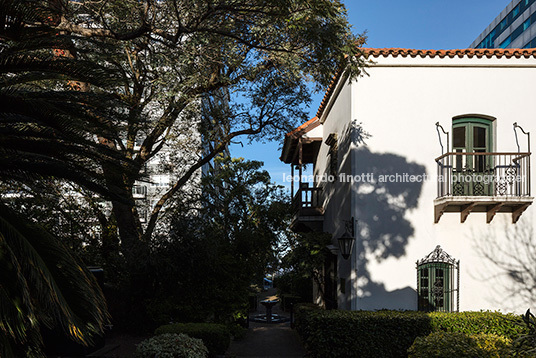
[[470, 0, 536, 49]]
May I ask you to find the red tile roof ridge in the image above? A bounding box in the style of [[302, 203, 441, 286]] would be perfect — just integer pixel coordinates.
[[362, 47, 536, 59]]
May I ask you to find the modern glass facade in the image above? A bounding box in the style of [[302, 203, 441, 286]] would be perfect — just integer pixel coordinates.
[[470, 0, 536, 49]]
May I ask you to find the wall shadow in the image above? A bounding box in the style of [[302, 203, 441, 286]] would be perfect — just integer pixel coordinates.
[[471, 217, 536, 311], [329, 122, 426, 310], [353, 147, 425, 309]]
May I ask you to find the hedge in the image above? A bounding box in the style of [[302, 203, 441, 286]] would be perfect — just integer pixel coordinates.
[[294, 305, 528, 358], [155, 323, 230, 356], [408, 331, 512, 358], [429, 311, 526, 340], [295, 307, 431, 358]]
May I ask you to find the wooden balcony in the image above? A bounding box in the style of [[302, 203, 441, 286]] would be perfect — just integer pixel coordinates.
[[434, 152, 533, 223], [291, 186, 324, 232]]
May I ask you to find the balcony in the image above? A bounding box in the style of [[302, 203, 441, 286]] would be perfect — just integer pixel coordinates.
[[291, 185, 324, 232], [434, 152, 532, 223]]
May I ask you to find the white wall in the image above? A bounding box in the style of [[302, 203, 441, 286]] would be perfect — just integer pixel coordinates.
[[319, 53, 536, 312], [312, 79, 356, 309]]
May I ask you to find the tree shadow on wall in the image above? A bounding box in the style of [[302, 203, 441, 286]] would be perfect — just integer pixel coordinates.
[[471, 216, 536, 311], [347, 136, 426, 309]]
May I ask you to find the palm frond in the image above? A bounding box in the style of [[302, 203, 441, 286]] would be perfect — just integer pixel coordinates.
[[0, 1, 132, 355], [0, 203, 109, 353]]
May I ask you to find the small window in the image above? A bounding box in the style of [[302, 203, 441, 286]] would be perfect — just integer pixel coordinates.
[[325, 133, 338, 179], [500, 36, 512, 48], [453, 127, 465, 148], [132, 185, 147, 197], [139, 209, 148, 223], [474, 127, 486, 148], [513, 5, 520, 17], [416, 246, 459, 312], [524, 19, 531, 31]]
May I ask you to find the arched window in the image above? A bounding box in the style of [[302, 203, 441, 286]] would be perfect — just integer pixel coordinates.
[[416, 246, 459, 312]]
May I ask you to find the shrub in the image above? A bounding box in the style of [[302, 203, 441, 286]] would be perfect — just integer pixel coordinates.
[[408, 332, 512, 358], [228, 323, 247, 340], [472, 333, 512, 357], [295, 306, 432, 358], [134, 333, 208, 358], [429, 311, 526, 340], [155, 323, 230, 356], [512, 309, 536, 356], [294, 306, 528, 358], [408, 331, 483, 358]]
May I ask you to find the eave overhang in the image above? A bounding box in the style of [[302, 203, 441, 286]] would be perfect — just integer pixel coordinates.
[[280, 116, 322, 164]]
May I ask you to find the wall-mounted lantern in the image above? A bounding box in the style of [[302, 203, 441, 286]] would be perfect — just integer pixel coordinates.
[[337, 217, 355, 260]]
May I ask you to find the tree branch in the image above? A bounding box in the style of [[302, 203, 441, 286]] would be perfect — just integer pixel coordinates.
[[142, 126, 265, 240]]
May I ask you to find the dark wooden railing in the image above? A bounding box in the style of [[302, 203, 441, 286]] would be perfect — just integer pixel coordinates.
[[436, 152, 531, 198], [292, 186, 323, 212]]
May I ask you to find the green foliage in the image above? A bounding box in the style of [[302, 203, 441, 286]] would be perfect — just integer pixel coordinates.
[[408, 332, 512, 358], [295, 306, 529, 358], [472, 333, 513, 357], [279, 232, 332, 304], [201, 156, 287, 278], [1, 0, 368, 351], [275, 271, 313, 304], [150, 158, 290, 323], [51, 0, 367, 253], [12, 0, 367, 333], [0, 1, 134, 198], [146, 298, 210, 328], [155, 323, 230, 356], [295, 306, 432, 358], [0, 204, 109, 356], [228, 323, 247, 341], [429, 311, 526, 340], [0, 1, 134, 353], [134, 333, 208, 358], [512, 309, 536, 356]]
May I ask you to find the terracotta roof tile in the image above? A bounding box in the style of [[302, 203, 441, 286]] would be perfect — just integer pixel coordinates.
[[316, 48, 536, 119], [364, 48, 536, 59], [286, 116, 319, 137]]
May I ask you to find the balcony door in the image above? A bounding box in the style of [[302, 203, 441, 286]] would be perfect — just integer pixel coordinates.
[[452, 117, 494, 196]]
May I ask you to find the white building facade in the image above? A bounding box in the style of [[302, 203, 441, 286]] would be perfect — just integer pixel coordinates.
[[281, 48, 536, 313]]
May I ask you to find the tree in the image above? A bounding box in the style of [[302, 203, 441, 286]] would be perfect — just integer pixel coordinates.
[[149, 157, 290, 324], [0, 0, 134, 354], [279, 231, 332, 304], [46, 0, 367, 272]]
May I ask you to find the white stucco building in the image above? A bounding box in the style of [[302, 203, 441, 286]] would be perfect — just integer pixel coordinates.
[[281, 48, 536, 313]]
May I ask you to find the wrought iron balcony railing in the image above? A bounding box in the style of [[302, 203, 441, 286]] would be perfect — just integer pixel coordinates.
[[436, 152, 531, 198]]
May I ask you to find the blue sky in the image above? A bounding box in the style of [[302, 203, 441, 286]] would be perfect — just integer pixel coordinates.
[[230, 0, 510, 189]]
